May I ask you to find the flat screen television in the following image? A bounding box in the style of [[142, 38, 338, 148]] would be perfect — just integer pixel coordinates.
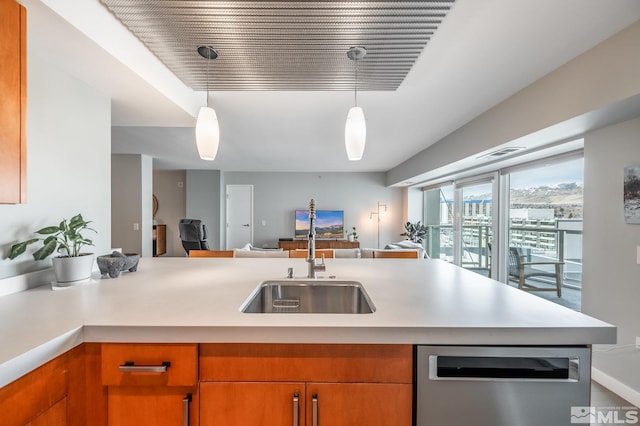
[[295, 210, 344, 239]]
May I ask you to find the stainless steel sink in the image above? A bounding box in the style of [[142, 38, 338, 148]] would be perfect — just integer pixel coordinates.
[[240, 280, 376, 314]]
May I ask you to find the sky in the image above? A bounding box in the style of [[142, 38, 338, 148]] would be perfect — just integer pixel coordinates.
[[509, 158, 584, 189]]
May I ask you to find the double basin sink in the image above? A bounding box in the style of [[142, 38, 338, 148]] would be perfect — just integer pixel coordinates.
[[241, 280, 375, 314]]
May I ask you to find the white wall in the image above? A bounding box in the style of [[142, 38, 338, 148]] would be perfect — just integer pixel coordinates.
[[582, 116, 640, 399], [153, 170, 186, 256], [222, 172, 403, 249], [0, 54, 111, 281]]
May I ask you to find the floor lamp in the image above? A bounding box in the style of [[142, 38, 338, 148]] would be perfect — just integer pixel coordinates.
[[370, 201, 387, 248]]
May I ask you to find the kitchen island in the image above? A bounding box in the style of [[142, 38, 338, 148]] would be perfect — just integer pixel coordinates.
[[0, 257, 615, 388], [0, 258, 616, 426]]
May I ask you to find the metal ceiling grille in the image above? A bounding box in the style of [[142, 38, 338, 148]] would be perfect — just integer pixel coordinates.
[[99, 1, 455, 91]]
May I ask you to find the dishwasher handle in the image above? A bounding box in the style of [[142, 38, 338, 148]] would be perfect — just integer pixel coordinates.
[[428, 355, 580, 382]]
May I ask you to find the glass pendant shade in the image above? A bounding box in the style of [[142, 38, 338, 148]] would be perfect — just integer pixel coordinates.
[[345, 106, 366, 161], [195, 106, 220, 161]]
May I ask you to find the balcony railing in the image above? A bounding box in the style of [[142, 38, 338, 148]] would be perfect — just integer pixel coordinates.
[[425, 222, 583, 288]]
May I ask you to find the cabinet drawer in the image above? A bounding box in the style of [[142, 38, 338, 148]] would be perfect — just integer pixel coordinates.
[[200, 344, 412, 383], [102, 343, 197, 387]]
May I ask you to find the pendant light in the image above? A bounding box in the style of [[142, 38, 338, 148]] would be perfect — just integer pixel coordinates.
[[195, 46, 220, 161], [345, 46, 367, 161]]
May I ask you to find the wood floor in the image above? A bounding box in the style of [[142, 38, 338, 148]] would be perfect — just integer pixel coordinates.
[[590, 381, 638, 426]]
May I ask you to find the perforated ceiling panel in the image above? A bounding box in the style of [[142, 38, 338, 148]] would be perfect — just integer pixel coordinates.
[[99, 1, 455, 91]]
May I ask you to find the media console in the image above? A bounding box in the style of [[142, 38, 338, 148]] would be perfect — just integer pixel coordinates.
[[278, 240, 360, 250]]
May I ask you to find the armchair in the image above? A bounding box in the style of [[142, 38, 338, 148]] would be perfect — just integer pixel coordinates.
[[508, 247, 564, 297], [178, 219, 210, 255]]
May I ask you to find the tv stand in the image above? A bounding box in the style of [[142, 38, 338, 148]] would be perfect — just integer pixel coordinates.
[[278, 240, 360, 250]]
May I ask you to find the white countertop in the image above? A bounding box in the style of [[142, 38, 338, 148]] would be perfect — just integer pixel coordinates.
[[0, 257, 616, 387]]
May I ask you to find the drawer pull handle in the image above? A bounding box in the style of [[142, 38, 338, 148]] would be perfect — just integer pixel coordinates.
[[312, 393, 318, 426], [183, 393, 192, 426], [118, 361, 171, 373], [292, 393, 299, 426]]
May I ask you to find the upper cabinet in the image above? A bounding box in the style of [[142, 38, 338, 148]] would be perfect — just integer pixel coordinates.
[[0, 0, 27, 204]]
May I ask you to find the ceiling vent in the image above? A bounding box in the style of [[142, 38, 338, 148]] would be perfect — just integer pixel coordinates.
[[477, 147, 524, 160]]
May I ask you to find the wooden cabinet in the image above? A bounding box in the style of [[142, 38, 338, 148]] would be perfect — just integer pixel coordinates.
[[153, 224, 167, 257], [278, 240, 359, 250], [0, 344, 94, 426], [101, 343, 198, 426], [199, 344, 412, 426], [0, 0, 27, 204]]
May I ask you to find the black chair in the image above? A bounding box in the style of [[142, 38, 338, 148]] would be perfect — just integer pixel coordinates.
[[178, 219, 210, 255], [508, 247, 564, 297]]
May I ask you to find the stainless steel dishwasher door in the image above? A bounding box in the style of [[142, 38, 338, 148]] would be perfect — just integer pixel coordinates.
[[415, 345, 591, 426]]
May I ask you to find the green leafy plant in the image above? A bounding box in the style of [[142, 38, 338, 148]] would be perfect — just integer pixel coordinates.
[[8, 214, 96, 260], [400, 221, 428, 244]]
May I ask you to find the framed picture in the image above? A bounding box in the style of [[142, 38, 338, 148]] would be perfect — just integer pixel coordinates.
[[624, 166, 640, 224]]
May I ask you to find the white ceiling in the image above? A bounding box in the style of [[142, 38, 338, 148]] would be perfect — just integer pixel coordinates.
[[21, 0, 640, 173]]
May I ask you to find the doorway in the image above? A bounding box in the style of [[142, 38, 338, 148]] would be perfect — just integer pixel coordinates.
[[226, 185, 253, 249]]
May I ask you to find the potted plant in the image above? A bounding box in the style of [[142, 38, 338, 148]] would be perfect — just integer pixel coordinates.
[[400, 221, 428, 244], [348, 226, 358, 242], [8, 214, 96, 283]]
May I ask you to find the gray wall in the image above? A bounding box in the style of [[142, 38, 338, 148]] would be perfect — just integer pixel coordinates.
[[186, 170, 222, 251], [0, 54, 111, 280], [582, 116, 640, 394], [222, 172, 403, 249], [111, 154, 153, 257], [153, 170, 186, 257]]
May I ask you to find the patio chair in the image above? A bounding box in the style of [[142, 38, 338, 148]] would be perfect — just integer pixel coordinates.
[[508, 247, 564, 297]]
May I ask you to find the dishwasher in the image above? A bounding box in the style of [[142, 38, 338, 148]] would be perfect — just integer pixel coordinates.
[[415, 345, 591, 426]]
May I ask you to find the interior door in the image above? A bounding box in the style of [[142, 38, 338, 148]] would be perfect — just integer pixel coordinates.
[[226, 185, 253, 249]]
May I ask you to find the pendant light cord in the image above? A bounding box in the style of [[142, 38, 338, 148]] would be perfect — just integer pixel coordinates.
[[354, 62, 358, 107], [205, 50, 210, 108]]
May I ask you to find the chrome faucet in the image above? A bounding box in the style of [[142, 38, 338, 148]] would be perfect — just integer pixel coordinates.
[[307, 198, 326, 278]]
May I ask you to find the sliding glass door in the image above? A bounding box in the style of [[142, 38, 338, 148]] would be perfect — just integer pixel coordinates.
[[424, 175, 496, 277], [424, 184, 454, 262]]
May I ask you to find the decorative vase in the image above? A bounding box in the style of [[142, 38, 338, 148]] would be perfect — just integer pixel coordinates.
[[52, 253, 95, 283], [348, 234, 355, 242]]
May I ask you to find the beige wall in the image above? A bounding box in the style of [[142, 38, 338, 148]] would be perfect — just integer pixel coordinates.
[[153, 170, 186, 257], [582, 116, 640, 403], [388, 20, 640, 186]]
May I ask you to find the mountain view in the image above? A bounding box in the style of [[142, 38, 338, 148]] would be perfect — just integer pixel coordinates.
[[468, 182, 584, 219]]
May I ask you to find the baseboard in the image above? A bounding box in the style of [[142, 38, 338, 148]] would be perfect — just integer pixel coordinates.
[[592, 367, 640, 408]]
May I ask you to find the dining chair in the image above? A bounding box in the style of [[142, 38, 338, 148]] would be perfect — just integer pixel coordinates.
[[289, 249, 335, 259], [373, 250, 419, 259], [189, 250, 234, 258]]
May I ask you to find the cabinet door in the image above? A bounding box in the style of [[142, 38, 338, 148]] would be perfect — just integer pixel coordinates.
[[200, 382, 304, 426], [26, 398, 67, 426], [107, 387, 196, 426], [307, 383, 412, 426], [0, 0, 27, 204]]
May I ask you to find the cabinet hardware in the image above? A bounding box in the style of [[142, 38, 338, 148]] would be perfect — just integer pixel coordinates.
[[183, 393, 192, 426], [118, 361, 171, 373], [292, 393, 299, 426], [312, 393, 318, 426]]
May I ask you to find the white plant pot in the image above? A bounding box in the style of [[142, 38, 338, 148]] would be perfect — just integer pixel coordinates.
[[52, 254, 94, 283], [348, 234, 355, 242]]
